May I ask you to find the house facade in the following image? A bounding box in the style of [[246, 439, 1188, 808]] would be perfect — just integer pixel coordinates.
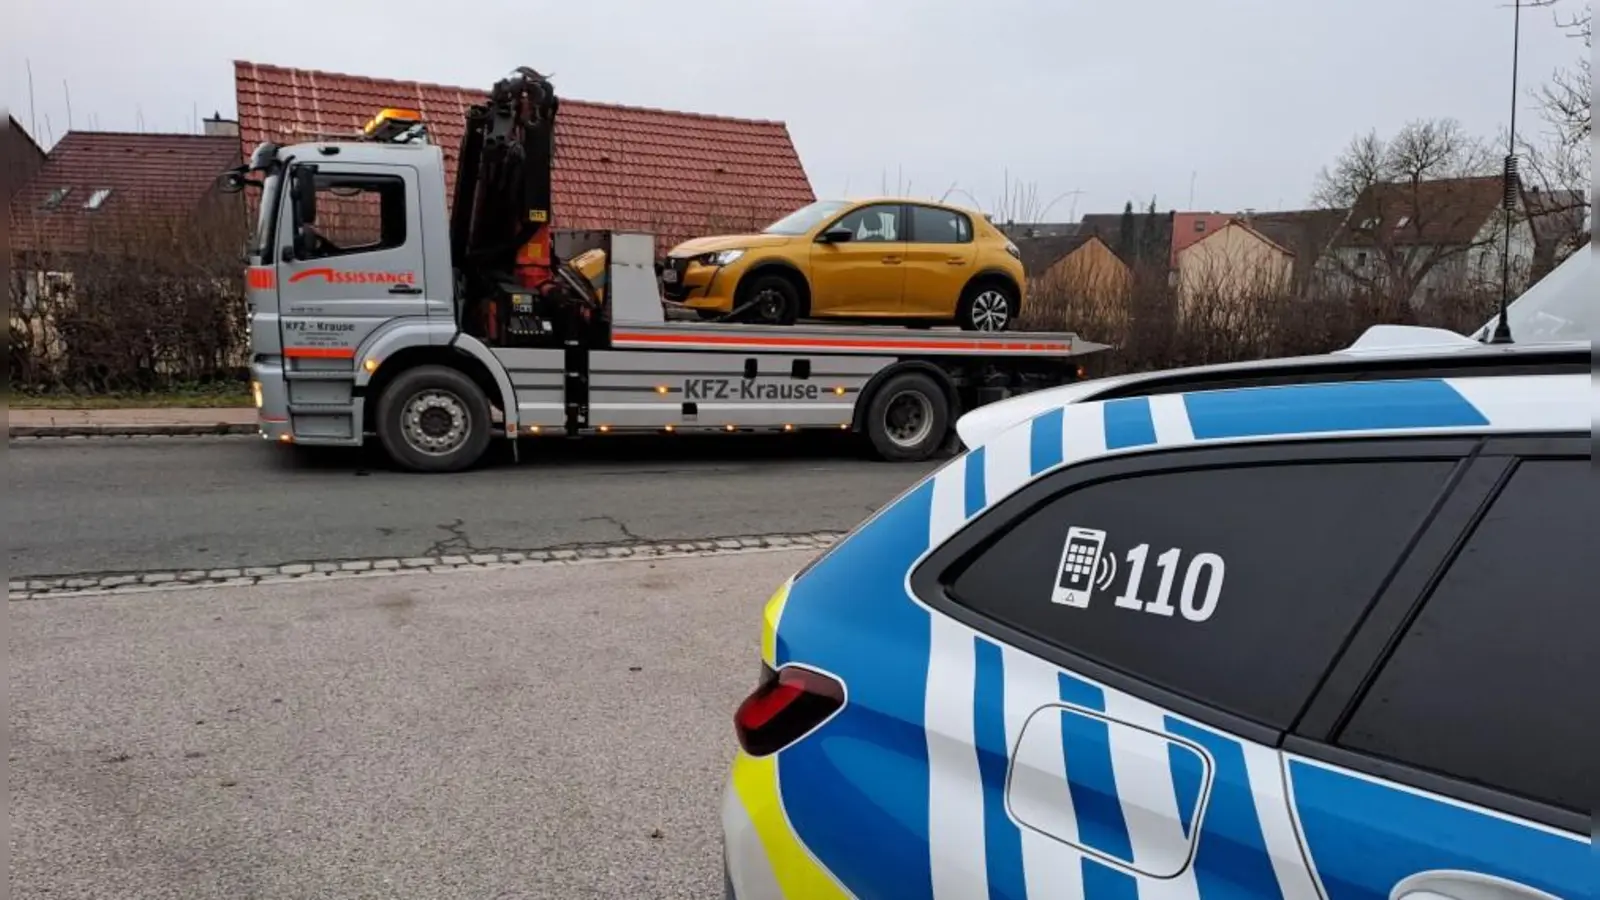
[[1329, 176, 1537, 305], [1016, 233, 1133, 331], [1175, 219, 1294, 310], [1243, 208, 1348, 295], [1170, 212, 1235, 266]]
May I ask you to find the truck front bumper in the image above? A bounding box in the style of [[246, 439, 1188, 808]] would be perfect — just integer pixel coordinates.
[[251, 361, 292, 442]]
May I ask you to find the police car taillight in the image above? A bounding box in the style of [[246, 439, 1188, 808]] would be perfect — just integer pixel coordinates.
[[734, 664, 845, 757]]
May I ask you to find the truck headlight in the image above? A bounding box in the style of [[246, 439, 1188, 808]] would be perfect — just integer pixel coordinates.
[[1004, 241, 1021, 260], [703, 249, 745, 266]]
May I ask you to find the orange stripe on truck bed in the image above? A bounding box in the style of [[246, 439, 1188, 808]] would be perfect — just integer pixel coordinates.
[[611, 331, 1073, 353], [284, 347, 356, 359]]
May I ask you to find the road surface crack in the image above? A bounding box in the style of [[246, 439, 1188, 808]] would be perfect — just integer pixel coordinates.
[[582, 514, 647, 543], [424, 519, 476, 557]]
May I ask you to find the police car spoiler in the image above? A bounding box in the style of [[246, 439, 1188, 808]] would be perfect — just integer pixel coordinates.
[[953, 325, 1588, 449]]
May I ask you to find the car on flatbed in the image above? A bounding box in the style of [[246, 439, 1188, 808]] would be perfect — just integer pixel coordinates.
[[718, 258, 1593, 899], [659, 198, 1028, 331]]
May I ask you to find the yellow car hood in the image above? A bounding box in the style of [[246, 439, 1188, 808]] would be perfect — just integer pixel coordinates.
[[669, 233, 796, 256]]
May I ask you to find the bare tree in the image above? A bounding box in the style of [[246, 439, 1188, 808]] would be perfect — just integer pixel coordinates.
[[1531, 0, 1591, 146], [1518, 0, 1591, 268], [1313, 118, 1501, 310]]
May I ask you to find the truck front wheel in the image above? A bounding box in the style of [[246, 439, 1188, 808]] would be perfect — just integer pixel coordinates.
[[863, 371, 951, 462], [376, 365, 493, 473]]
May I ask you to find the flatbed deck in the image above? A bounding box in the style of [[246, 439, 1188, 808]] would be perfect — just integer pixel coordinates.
[[609, 321, 1104, 357]]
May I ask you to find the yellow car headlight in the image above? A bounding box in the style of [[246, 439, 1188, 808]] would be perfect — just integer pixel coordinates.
[[703, 249, 746, 266]]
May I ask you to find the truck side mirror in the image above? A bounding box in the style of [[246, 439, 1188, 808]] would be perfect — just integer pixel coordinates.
[[818, 227, 853, 244]]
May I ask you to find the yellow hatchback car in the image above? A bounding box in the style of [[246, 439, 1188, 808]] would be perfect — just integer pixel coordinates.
[[660, 198, 1027, 331]]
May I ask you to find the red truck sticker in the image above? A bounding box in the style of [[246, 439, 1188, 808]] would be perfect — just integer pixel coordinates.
[[288, 268, 416, 285]]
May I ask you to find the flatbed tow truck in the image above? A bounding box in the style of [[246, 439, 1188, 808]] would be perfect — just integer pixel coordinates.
[[225, 67, 1107, 472]]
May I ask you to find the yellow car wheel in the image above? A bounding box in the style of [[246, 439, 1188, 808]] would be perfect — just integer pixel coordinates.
[[739, 273, 801, 326], [957, 280, 1018, 332]]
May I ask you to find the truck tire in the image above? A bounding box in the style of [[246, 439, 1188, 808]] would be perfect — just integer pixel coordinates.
[[375, 365, 493, 473], [864, 371, 951, 462]]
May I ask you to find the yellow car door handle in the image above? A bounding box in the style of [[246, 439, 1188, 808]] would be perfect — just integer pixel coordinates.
[[946, 257, 966, 264], [881, 256, 902, 264]]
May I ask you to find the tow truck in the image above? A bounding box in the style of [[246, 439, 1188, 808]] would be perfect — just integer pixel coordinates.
[[224, 66, 1107, 472]]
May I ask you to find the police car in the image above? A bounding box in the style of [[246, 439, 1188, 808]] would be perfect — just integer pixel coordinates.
[[720, 249, 1593, 900]]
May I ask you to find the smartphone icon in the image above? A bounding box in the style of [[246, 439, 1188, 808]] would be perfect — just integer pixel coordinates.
[[1052, 526, 1107, 608]]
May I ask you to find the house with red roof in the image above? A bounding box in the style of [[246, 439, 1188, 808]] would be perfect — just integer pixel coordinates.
[[9, 130, 243, 262], [232, 61, 816, 254], [9, 130, 248, 384], [1170, 212, 1235, 267], [1175, 218, 1296, 310]]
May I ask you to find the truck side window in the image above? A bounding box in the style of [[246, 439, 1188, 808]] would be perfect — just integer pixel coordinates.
[[298, 174, 408, 259], [1337, 458, 1592, 813], [942, 459, 1456, 728]]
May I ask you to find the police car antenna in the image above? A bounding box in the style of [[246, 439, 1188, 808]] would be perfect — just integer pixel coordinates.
[[1488, 0, 1523, 345]]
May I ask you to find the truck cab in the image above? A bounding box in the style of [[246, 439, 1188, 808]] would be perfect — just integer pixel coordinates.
[[244, 130, 463, 445]]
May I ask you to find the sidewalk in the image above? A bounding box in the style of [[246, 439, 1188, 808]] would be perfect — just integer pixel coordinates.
[[9, 407, 258, 438]]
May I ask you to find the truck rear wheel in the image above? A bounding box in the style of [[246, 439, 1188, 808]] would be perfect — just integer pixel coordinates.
[[376, 365, 492, 473], [864, 371, 950, 462]]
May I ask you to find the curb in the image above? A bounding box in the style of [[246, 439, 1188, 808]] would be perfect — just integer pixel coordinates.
[[9, 530, 847, 601], [9, 423, 259, 439]]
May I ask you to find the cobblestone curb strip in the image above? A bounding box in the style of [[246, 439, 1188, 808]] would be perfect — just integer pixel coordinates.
[[9, 531, 846, 601], [9, 423, 259, 439]]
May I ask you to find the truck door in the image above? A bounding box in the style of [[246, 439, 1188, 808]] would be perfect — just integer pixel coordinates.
[[275, 162, 427, 364]]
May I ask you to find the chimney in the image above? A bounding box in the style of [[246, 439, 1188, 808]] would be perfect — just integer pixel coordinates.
[[203, 111, 239, 137]]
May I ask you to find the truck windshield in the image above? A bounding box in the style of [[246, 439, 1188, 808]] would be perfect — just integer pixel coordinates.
[[1472, 249, 1594, 344], [253, 171, 282, 262], [763, 200, 851, 236]]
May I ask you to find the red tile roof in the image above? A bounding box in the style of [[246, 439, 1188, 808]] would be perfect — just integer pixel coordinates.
[[1342, 176, 1508, 248], [1170, 213, 1235, 265], [233, 61, 816, 252], [9, 131, 241, 255]]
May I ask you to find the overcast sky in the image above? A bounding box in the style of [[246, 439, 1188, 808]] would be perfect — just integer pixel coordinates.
[[5, 0, 1587, 220]]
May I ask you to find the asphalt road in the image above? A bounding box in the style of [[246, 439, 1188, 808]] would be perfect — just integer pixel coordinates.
[[11, 550, 809, 899], [8, 434, 939, 577]]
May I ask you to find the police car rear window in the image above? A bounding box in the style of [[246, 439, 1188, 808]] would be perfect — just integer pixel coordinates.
[[1339, 458, 1594, 812], [944, 459, 1457, 729]]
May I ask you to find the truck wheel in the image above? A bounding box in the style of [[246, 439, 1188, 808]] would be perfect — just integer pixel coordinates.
[[957, 281, 1017, 332], [739, 274, 799, 326], [864, 371, 950, 462], [376, 365, 492, 473]]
